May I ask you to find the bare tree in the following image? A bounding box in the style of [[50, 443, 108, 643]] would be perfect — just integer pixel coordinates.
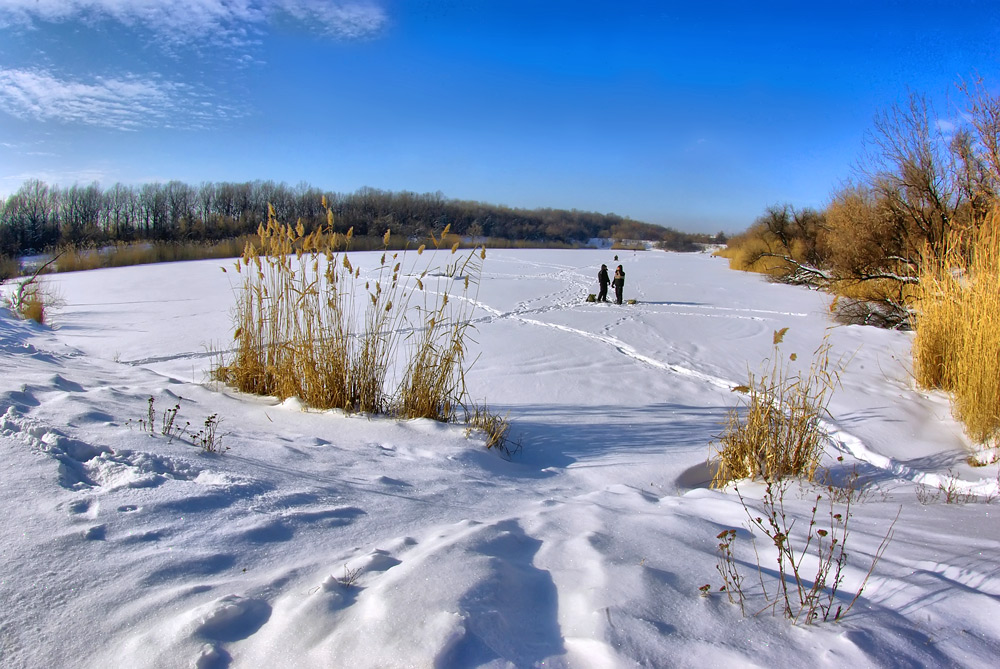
[[863, 92, 957, 255], [959, 76, 1000, 191]]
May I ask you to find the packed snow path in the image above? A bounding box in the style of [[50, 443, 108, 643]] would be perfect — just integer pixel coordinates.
[[2, 249, 999, 668]]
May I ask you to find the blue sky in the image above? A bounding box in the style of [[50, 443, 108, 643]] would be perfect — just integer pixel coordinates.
[[0, 1, 997, 233]]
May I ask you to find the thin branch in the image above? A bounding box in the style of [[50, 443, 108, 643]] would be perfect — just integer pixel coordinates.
[[11, 252, 63, 310]]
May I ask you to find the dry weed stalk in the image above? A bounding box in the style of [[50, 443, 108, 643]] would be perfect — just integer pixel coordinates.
[[713, 479, 896, 625], [712, 328, 839, 487], [913, 211, 1000, 448], [128, 396, 226, 454], [914, 468, 999, 505]]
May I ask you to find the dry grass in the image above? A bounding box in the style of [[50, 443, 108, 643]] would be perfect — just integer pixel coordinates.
[[214, 203, 484, 423], [464, 403, 517, 455], [4, 255, 62, 324], [0, 255, 17, 281], [15, 283, 48, 323], [714, 238, 792, 278], [610, 241, 646, 251], [395, 301, 471, 421], [53, 238, 252, 273], [913, 212, 1000, 447], [712, 328, 838, 487]]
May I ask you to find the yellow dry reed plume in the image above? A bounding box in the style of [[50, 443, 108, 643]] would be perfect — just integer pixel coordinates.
[[215, 202, 485, 421], [216, 209, 360, 408], [913, 212, 1000, 446], [712, 329, 838, 487]]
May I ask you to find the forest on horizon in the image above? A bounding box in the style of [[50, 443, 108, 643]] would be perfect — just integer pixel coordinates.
[[0, 179, 720, 260]]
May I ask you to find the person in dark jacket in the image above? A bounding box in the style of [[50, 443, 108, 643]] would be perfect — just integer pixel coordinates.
[[597, 264, 610, 302], [613, 265, 625, 304]]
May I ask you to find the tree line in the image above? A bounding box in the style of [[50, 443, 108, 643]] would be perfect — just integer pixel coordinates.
[[0, 179, 715, 259], [720, 77, 1000, 328]]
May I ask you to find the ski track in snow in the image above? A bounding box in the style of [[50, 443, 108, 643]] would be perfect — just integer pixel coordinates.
[[449, 258, 978, 495]]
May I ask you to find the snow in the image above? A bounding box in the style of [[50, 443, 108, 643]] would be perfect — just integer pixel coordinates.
[[2, 247, 998, 668]]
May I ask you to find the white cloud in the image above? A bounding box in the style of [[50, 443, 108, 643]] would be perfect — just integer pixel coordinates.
[[275, 0, 387, 39], [0, 0, 387, 46], [935, 118, 957, 135], [0, 67, 238, 130], [0, 2, 387, 128]]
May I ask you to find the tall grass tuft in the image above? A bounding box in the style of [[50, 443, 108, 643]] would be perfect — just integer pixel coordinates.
[[464, 403, 516, 455], [214, 204, 484, 421], [712, 329, 838, 487], [913, 212, 1000, 446]]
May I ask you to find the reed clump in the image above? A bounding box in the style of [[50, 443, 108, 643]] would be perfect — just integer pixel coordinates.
[[913, 213, 1000, 447], [712, 329, 838, 487], [51, 238, 253, 273], [213, 203, 484, 423]]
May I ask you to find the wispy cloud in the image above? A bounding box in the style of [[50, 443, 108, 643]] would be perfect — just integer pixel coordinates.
[[0, 2, 387, 129], [0, 1, 387, 46], [0, 68, 239, 130], [275, 0, 388, 39], [0, 168, 111, 198]]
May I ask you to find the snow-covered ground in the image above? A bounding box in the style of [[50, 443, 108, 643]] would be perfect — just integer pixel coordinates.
[[2, 248, 998, 668]]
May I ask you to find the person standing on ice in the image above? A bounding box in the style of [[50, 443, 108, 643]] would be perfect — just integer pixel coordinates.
[[613, 265, 625, 304], [597, 264, 610, 302]]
